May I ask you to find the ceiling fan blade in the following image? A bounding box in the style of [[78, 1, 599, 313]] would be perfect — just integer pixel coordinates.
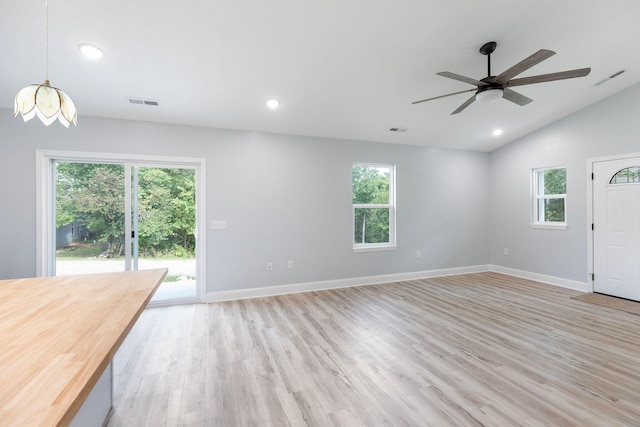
[[506, 68, 591, 87], [502, 88, 533, 106], [437, 71, 488, 87], [451, 94, 476, 115], [493, 49, 556, 84], [412, 88, 477, 105]]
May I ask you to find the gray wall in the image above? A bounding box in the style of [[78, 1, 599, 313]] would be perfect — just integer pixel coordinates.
[[489, 82, 640, 282], [0, 111, 490, 292]]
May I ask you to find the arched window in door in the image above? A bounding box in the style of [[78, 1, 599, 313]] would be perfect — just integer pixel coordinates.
[[610, 167, 640, 184]]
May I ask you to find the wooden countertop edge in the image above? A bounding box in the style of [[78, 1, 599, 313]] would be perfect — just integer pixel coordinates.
[[58, 268, 168, 426]]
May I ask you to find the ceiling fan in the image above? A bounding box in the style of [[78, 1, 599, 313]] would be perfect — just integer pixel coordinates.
[[412, 41, 591, 114]]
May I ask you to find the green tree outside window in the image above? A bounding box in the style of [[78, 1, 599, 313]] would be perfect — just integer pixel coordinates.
[[534, 167, 566, 224], [56, 162, 196, 258], [352, 164, 394, 246]]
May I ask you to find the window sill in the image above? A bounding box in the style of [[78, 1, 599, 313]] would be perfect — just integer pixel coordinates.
[[353, 244, 397, 253], [530, 223, 568, 230]]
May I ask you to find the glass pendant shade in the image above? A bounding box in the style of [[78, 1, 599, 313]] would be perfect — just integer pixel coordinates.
[[14, 80, 77, 127]]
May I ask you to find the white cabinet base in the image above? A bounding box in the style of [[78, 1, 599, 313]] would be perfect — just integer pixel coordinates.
[[70, 362, 113, 427]]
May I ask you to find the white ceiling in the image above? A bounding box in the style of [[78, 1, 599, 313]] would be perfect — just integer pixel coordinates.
[[2, 0, 639, 151]]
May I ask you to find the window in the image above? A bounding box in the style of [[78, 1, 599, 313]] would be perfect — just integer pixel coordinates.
[[532, 166, 566, 229], [352, 163, 396, 251], [610, 167, 640, 184]]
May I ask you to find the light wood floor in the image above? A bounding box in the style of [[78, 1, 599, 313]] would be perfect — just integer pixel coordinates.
[[107, 272, 640, 426]]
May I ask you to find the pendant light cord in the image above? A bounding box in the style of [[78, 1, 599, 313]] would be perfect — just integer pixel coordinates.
[[45, 0, 49, 85]]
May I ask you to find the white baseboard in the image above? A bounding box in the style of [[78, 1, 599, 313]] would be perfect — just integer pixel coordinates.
[[205, 264, 491, 302], [205, 264, 590, 303], [489, 265, 590, 292]]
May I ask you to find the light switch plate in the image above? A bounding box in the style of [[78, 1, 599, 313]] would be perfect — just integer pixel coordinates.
[[211, 220, 228, 230]]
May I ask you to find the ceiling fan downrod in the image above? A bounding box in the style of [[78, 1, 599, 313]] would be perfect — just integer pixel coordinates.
[[479, 41, 497, 77]]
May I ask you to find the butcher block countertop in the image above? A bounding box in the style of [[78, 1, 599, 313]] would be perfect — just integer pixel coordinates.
[[0, 268, 167, 427]]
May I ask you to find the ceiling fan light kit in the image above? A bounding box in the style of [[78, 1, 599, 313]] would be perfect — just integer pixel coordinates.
[[412, 41, 591, 114], [475, 88, 503, 103]]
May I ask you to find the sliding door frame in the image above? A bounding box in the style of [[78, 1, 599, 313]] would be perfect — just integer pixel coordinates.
[[35, 150, 206, 303]]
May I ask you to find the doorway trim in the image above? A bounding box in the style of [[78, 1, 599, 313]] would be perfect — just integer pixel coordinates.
[[587, 151, 640, 294], [35, 149, 206, 303]]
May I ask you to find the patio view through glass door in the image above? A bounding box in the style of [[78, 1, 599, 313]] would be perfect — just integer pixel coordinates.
[[54, 161, 197, 305]]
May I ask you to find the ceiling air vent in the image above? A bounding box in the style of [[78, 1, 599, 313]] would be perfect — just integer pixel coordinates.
[[595, 70, 625, 86], [128, 97, 159, 106]]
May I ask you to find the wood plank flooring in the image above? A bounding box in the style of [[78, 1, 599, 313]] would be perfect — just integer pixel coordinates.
[[107, 272, 640, 426]]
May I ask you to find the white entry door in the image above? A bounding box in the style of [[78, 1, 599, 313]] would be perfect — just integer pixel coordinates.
[[593, 157, 640, 300]]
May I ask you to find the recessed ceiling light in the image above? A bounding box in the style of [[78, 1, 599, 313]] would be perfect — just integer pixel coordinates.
[[492, 128, 504, 136], [79, 44, 104, 60], [266, 99, 280, 109]]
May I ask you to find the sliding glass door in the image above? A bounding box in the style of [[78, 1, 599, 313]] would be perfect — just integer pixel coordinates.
[[43, 153, 203, 306], [133, 166, 197, 303]]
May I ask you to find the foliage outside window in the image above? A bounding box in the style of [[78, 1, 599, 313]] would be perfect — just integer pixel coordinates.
[[352, 163, 396, 251], [56, 162, 196, 258], [532, 166, 566, 229]]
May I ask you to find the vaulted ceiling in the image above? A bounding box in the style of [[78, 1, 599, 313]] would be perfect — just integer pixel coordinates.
[[2, 0, 639, 151]]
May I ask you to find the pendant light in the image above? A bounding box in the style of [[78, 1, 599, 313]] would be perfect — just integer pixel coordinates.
[[14, 0, 77, 127]]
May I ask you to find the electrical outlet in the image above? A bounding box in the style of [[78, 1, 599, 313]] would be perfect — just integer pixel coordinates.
[[267, 262, 273, 271], [503, 248, 509, 256], [416, 250, 421, 259], [288, 260, 294, 270]]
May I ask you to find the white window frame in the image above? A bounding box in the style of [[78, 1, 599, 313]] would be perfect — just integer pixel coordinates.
[[531, 166, 567, 230], [352, 163, 397, 253]]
